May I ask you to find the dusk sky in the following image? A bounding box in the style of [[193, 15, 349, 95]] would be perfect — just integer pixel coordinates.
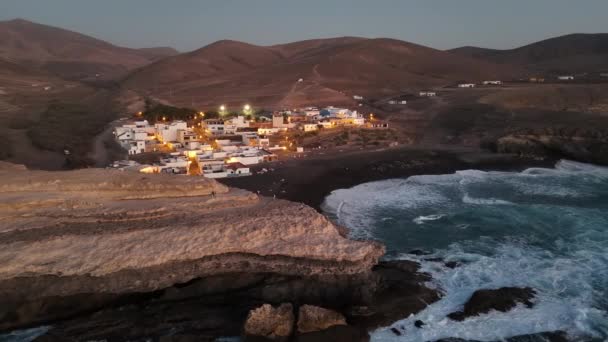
[[1, 0, 607, 52]]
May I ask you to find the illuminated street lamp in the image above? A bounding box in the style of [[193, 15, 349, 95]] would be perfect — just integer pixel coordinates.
[[219, 105, 227, 116], [243, 104, 252, 115]]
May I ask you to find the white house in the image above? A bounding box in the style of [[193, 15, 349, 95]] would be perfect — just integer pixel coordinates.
[[114, 120, 156, 155], [483, 80, 503, 85], [177, 129, 199, 144], [273, 114, 295, 129], [353, 117, 365, 125], [558, 76, 574, 81], [225, 116, 249, 128], [127, 141, 146, 155], [258, 127, 281, 136], [303, 124, 318, 132], [304, 108, 320, 117], [157, 121, 187, 142], [203, 162, 251, 179], [204, 119, 226, 135], [353, 95, 364, 100], [458, 83, 476, 88]]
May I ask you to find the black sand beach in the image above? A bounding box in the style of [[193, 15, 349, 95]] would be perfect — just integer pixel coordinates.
[[219, 146, 556, 210]]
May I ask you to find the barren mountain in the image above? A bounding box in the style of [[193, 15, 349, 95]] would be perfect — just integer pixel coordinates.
[[450, 33, 608, 73], [122, 37, 521, 109], [0, 19, 177, 80]]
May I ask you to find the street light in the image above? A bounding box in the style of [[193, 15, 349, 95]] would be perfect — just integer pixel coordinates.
[[244, 104, 251, 111], [220, 105, 226, 112]]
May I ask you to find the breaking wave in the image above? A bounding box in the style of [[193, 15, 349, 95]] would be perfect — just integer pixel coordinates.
[[322, 160, 608, 341]]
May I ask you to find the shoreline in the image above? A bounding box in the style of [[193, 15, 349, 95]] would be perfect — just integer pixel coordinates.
[[219, 146, 557, 211]]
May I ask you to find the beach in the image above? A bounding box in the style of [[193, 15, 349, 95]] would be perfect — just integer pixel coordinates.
[[220, 146, 555, 210]]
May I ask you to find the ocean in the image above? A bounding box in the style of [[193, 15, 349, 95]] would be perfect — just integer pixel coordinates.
[[322, 160, 608, 341]]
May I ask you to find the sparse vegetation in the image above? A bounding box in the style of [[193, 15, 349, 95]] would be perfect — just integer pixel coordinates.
[[142, 100, 198, 123], [27, 101, 115, 168], [0, 132, 13, 160]]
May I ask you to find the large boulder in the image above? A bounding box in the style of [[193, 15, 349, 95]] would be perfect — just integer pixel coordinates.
[[448, 287, 536, 321], [244, 303, 295, 339], [297, 305, 347, 333]]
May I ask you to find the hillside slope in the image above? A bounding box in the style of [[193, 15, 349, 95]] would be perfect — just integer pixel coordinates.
[[122, 37, 520, 109], [0, 19, 177, 80], [450, 33, 608, 73]]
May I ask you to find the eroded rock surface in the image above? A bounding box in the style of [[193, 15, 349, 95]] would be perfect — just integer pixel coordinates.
[[0, 166, 384, 331], [244, 303, 294, 339]]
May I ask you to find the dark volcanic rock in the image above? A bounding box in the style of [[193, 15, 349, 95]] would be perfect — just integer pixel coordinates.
[[28, 261, 439, 341], [390, 327, 402, 336], [294, 325, 370, 342], [414, 320, 425, 328], [346, 260, 440, 330], [296, 305, 346, 333], [444, 261, 461, 269], [409, 249, 433, 256], [447, 287, 536, 321]]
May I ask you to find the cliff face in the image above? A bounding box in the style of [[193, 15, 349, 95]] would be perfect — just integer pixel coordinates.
[[0, 165, 384, 330]]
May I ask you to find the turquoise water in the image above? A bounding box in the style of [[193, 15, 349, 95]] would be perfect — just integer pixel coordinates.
[[323, 160, 608, 341]]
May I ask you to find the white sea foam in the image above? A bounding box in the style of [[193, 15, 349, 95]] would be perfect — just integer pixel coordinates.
[[462, 194, 513, 205], [0, 326, 51, 342], [322, 160, 608, 341], [413, 214, 446, 225], [371, 240, 607, 341]]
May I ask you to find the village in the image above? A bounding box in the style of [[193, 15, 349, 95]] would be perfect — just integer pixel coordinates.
[[110, 72, 593, 179], [111, 103, 391, 178]]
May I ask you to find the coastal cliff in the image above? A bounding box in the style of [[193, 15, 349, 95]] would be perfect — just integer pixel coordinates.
[[0, 163, 387, 334]]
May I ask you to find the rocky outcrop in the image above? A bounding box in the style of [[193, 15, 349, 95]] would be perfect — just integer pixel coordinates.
[[244, 303, 295, 340], [20, 260, 436, 341], [447, 287, 536, 321], [297, 305, 347, 333], [494, 130, 608, 165], [0, 167, 384, 331]]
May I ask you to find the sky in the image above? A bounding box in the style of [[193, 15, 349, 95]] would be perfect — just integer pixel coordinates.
[[1, 0, 607, 52]]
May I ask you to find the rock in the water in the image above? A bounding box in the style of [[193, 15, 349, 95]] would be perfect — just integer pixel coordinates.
[[390, 327, 402, 336], [297, 305, 347, 333], [294, 325, 369, 342], [244, 303, 295, 339], [447, 287, 536, 321], [444, 261, 461, 269], [414, 320, 425, 328], [408, 249, 432, 256]]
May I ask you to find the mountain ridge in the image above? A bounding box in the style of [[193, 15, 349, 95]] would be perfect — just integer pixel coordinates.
[[0, 18, 179, 80], [449, 33, 608, 73]]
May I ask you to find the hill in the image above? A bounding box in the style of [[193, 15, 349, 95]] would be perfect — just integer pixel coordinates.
[[449, 33, 608, 73], [0, 19, 177, 80], [122, 37, 521, 109]]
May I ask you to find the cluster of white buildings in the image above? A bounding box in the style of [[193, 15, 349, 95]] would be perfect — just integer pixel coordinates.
[[113, 117, 278, 178], [135, 140, 278, 178], [112, 105, 383, 178], [457, 80, 503, 88]]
